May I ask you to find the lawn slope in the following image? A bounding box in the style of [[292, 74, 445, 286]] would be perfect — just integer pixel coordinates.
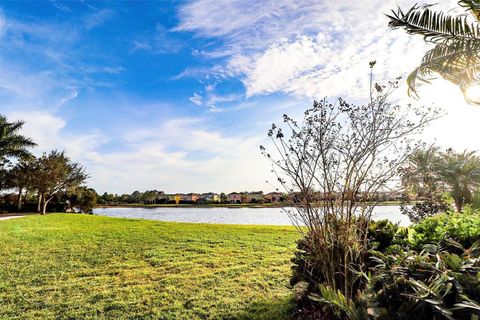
[[0, 214, 298, 320]]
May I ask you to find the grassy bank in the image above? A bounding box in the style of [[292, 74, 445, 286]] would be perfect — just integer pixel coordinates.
[[0, 214, 299, 319]]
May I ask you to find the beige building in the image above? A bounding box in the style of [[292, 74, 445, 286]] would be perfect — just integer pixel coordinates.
[[201, 193, 220, 202], [228, 192, 242, 204], [264, 192, 284, 203]]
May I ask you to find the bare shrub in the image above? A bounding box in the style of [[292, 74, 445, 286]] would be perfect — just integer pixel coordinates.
[[260, 63, 440, 300]]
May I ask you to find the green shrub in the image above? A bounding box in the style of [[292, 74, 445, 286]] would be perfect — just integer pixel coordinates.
[[291, 219, 406, 293], [367, 219, 409, 252], [312, 239, 480, 320], [294, 214, 480, 319], [411, 208, 480, 248], [365, 238, 480, 320]]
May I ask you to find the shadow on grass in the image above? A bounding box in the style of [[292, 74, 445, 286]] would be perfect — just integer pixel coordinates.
[[231, 295, 294, 320]]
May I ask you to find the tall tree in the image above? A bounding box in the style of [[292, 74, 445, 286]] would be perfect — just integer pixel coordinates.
[[0, 115, 36, 163], [6, 160, 35, 211], [0, 115, 36, 177], [32, 150, 88, 215], [436, 149, 480, 212]]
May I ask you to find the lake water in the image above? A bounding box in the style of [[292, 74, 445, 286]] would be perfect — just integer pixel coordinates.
[[93, 205, 410, 226]]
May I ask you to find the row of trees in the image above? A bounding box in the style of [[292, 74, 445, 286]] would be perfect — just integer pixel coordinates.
[[0, 115, 91, 214], [401, 146, 480, 221], [98, 191, 231, 205], [98, 190, 167, 205]]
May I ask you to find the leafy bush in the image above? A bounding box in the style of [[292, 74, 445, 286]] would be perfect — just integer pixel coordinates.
[[291, 219, 404, 293], [365, 238, 480, 320], [292, 214, 480, 319], [367, 219, 409, 252], [411, 208, 480, 248], [401, 199, 449, 223], [309, 238, 480, 320]]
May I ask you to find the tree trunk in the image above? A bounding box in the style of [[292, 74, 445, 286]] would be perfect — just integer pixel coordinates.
[[17, 188, 23, 211], [42, 198, 50, 215], [37, 193, 43, 213], [454, 197, 463, 212]]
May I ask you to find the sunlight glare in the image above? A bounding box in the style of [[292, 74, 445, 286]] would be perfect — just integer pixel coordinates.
[[464, 84, 480, 105]]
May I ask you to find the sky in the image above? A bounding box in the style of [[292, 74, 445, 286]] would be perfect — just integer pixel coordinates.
[[1, 0, 480, 194]]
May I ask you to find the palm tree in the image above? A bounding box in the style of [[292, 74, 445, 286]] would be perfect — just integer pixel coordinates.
[[0, 115, 36, 165], [436, 149, 480, 211], [387, 1, 480, 104], [388, 2, 480, 43], [400, 145, 449, 221], [401, 145, 442, 195]]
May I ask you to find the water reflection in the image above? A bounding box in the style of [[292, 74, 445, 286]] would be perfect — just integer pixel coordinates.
[[93, 206, 410, 226]]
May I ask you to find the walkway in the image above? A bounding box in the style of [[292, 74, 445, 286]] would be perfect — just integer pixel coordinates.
[[0, 215, 25, 221]]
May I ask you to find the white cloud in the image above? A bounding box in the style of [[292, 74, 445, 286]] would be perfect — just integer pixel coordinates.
[[189, 93, 203, 105], [5, 109, 109, 168], [175, 0, 461, 99], [85, 117, 273, 194]]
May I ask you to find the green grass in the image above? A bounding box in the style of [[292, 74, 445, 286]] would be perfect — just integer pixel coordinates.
[[0, 214, 299, 319]]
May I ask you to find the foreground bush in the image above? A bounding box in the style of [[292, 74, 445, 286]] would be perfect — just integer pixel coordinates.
[[412, 207, 480, 248], [364, 238, 480, 320], [292, 216, 480, 320]]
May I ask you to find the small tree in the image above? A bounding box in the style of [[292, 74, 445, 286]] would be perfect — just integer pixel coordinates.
[[437, 149, 480, 212], [32, 150, 88, 215], [66, 187, 97, 214], [220, 192, 228, 203], [261, 63, 439, 301], [399, 145, 448, 222]]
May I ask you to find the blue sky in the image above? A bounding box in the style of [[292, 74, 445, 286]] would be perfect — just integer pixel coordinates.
[[1, 0, 480, 194]]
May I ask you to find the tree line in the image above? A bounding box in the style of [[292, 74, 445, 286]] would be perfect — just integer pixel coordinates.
[[0, 115, 92, 214]]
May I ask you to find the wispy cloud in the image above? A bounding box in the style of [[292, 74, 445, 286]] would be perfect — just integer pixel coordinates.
[[83, 9, 113, 29], [130, 23, 184, 54], [49, 0, 72, 13], [189, 93, 203, 106], [174, 0, 452, 99], [84, 116, 273, 193]]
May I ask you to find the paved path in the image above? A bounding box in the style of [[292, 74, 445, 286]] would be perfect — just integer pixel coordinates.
[[0, 215, 25, 221]]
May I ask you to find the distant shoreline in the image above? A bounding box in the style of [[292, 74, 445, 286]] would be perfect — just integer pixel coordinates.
[[95, 201, 402, 209]]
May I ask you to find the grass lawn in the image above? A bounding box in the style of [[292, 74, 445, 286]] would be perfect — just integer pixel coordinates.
[[0, 214, 299, 320]]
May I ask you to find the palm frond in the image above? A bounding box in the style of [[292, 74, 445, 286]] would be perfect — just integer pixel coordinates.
[[406, 39, 480, 101], [0, 115, 36, 163], [459, 0, 480, 21], [387, 4, 480, 43]]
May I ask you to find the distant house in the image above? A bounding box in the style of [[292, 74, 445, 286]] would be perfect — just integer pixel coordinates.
[[264, 192, 284, 203], [169, 194, 184, 204], [183, 193, 201, 202], [245, 192, 264, 203], [228, 192, 242, 204], [200, 192, 219, 202], [386, 191, 403, 201]]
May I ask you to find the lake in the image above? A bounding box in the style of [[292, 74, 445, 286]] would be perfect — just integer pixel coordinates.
[[93, 205, 410, 226]]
